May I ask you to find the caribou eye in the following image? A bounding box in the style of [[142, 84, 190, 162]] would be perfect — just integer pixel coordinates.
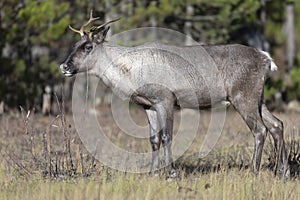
[[84, 43, 93, 53]]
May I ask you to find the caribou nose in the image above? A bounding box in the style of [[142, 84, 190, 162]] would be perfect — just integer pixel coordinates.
[[59, 63, 76, 77]]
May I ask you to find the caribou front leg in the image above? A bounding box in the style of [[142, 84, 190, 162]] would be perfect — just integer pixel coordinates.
[[145, 109, 162, 174], [154, 97, 176, 178]]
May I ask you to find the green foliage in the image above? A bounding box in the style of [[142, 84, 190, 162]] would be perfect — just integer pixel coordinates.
[[264, 78, 284, 100], [0, 0, 70, 107], [288, 65, 300, 100], [18, 0, 70, 44], [120, 0, 261, 44], [264, 0, 300, 102], [14, 59, 26, 77], [264, 0, 286, 45]]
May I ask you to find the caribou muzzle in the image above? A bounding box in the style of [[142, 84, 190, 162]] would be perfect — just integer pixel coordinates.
[[59, 62, 77, 77]]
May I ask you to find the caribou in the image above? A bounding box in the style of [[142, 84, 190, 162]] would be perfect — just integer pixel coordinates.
[[60, 11, 288, 177]]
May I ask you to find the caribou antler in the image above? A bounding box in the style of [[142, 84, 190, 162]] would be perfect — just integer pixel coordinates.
[[90, 18, 121, 32], [69, 10, 100, 37], [69, 10, 120, 38], [87, 18, 120, 39]]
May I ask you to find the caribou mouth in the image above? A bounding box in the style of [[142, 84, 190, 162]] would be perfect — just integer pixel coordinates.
[[63, 72, 75, 77]]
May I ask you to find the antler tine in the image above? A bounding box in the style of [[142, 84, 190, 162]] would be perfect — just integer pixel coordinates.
[[69, 25, 85, 36], [91, 18, 121, 32], [68, 10, 100, 37], [80, 10, 100, 32]]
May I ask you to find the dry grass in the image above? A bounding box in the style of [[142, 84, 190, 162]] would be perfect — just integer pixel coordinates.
[[1, 166, 299, 200], [0, 104, 300, 199]]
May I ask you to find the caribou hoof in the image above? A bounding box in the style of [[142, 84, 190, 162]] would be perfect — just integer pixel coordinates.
[[149, 170, 160, 177], [166, 168, 177, 181]]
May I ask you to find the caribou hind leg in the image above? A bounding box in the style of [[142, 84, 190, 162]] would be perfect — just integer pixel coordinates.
[[244, 111, 267, 174], [261, 104, 288, 176], [231, 96, 267, 174]]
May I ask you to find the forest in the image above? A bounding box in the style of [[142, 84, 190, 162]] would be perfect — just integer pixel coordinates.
[[0, 0, 299, 112]]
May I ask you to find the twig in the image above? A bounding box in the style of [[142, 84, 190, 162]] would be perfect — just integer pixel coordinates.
[[80, 152, 85, 176], [19, 106, 31, 135], [6, 150, 32, 176], [19, 106, 39, 165], [42, 131, 48, 177], [55, 86, 75, 176]]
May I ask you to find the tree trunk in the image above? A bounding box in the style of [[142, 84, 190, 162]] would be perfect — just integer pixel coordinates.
[[120, 0, 133, 43], [150, 1, 158, 39], [184, 4, 194, 45], [105, 0, 113, 38], [285, 2, 295, 71], [42, 85, 52, 115], [260, 0, 269, 51]]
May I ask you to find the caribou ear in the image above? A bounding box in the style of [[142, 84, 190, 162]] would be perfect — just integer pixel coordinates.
[[103, 26, 110, 38], [93, 26, 110, 44]]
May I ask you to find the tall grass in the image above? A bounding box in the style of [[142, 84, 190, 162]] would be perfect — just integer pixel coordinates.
[[1, 167, 299, 200]]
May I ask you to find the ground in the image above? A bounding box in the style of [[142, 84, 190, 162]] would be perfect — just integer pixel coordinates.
[[0, 105, 299, 199]]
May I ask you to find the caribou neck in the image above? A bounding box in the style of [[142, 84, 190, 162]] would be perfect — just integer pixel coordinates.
[[90, 42, 135, 99]]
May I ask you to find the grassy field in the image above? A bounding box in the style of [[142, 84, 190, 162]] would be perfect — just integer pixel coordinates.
[[0, 105, 300, 200], [1, 168, 299, 200]]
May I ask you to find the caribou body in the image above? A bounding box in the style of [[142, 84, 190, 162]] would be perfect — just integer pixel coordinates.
[[60, 11, 288, 177]]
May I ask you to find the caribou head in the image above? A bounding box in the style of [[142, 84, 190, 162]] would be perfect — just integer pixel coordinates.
[[60, 10, 119, 77]]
